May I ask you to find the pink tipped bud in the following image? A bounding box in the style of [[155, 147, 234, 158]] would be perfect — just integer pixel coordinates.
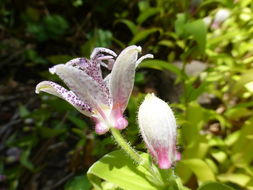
[[138, 93, 179, 169], [212, 9, 230, 29]]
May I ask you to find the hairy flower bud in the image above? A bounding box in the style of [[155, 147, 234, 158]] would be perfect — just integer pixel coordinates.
[[138, 93, 180, 169]]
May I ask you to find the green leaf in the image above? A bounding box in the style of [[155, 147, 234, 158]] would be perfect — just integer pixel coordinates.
[[225, 107, 252, 120], [115, 19, 138, 35], [138, 59, 184, 78], [20, 149, 34, 171], [64, 175, 92, 190], [18, 104, 30, 118], [225, 131, 240, 146], [26, 22, 47, 41], [38, 127, 66, 138], [43, 14, 69, 39], [25, 7, 40, 22], [26, 14, 69, 41], [158, 40, 175, 48], [207, 31, 239, 47], [178, 159, 216, 183], [218, 173, 251, 187], [135, 72, 146, 85], [183, 81, 209, 102], [137, 8, 161, 25], [233, 69, 253, 94], [210, 150, 227, 164], [197, 182, 235, 190], [180, 103, 205, 146], [25, 49, 47, 64], [68, 115, 88, 129], [87, 150, 158, 190], [129, 28, 162, 45], [185, 20, 207, 53], [231, 118, 253, 167], [138, 1, 150, 12], [95, 29, 113, 47], [245, 81, 253, 92], [175, 13, 187, 36]]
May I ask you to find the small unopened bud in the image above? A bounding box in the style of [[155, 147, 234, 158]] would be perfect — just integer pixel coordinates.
[[212, 9, 230, 29], [138, 94, 180, 169]]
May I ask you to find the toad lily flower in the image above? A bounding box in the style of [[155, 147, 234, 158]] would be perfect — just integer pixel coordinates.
[[36, 45, 153, 134], [138, 94, 180, 169]]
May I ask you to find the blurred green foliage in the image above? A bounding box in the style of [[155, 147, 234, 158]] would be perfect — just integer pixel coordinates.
[[1, 0, 253, 189]]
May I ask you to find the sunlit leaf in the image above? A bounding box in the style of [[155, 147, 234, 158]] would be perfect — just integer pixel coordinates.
[[233, 69, 253, 94], [87, 150, 158, 190], [175, 13, 187, 36], [138, 59, 184, 78], [178, 159, 216, 183], [180, 103, 205, 145], [185, 20, 207, 53], [210, 150, 227, 164], [183, 81, 209, 102], [158, 40, 175, 48], [218, 173, 251, 187], [231, 118, 253, 167], [197, 182, 235, 190]]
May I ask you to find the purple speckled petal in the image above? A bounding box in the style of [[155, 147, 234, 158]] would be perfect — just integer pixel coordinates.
[[103, 74, 111, 89], [110, 45, 141, 113], [65, 57, 89, 69], [35, 81, 92, 116], [49, 64, 110, 110], [64, 57, 110, 99]]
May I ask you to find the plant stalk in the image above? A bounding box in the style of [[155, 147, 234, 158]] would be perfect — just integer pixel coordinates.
[[110, 127, 142, 164], [110, 127, 164, 185]]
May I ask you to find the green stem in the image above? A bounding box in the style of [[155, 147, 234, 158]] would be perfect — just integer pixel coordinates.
[[110, 128, 164, 185], [110, 127, 142, 164], [110, 128, 186, 189]]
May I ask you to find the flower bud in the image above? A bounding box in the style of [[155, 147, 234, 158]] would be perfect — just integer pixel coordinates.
[[212, 9, 230, 29], [138, 93, 180, 169]]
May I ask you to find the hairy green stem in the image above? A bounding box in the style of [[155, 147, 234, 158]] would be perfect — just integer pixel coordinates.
[[110, 127, 142, 164], [110, 128, 184, 189], [110, 128, 164, 185]]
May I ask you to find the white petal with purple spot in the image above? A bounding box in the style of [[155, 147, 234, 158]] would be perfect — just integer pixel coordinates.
[[50, 64, 110, 110], [35, 81, 92, 116]]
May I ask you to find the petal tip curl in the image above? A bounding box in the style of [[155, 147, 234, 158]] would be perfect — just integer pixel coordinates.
[[35, 82, 45, 94]]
